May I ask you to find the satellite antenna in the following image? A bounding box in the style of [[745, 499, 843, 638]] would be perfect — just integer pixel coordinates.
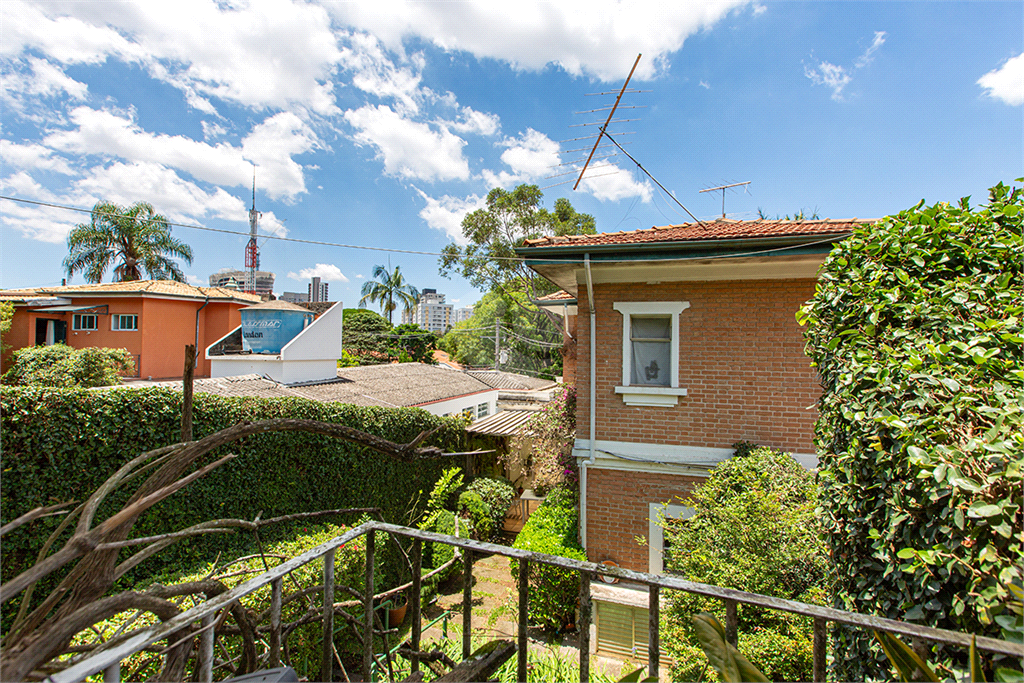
[[699, 181, 751, 219], [245, 165, 261, 294]]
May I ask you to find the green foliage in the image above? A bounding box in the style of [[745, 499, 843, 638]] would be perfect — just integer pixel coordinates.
[[63, 200, 193, 283], [0, 301, 13, 355], [662, 445, 826, 683], [2, 344, 135, 387], [691, 613, 769, 683], [874, 630, 941, 682], [359, 264, 418, 325], [798, 181, 1024, 679], [342, 307, 392, 364], [389, 323, 439, 364], [510, 485, 586, 629], [464, 476, 515, 542], [419, 467, 468, 573], [458, 490, 491, 540], [0, 386, 464, 630], [508, 386, 576, 493]]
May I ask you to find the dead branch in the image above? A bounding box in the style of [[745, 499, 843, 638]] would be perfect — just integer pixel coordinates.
[[0, 502, 75, 538]]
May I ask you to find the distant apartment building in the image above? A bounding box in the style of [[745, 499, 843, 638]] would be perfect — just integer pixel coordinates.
[[402, 288, 453, 333], [308, 277, 329, 303], [280, 291, 308, 304], [454, 306, 474, 324], [209, 269, 275, 297]]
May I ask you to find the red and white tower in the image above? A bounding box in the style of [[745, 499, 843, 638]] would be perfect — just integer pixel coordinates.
[[244, 170, 260, 294]]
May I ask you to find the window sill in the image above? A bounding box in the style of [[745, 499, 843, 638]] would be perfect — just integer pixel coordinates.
[[614, 385, 687, 407]]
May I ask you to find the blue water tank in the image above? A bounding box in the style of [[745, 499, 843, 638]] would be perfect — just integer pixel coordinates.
[[239, 300, 314, 354]]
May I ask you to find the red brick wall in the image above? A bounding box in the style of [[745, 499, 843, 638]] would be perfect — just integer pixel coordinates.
[[586, 467, 705, 572], [577, 279, 820, 454]]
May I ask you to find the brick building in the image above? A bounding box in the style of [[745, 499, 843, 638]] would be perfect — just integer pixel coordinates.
[[518, 217, 868, 657]]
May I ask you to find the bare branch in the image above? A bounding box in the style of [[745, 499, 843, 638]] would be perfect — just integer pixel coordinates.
[[0, 502, 75, 538]]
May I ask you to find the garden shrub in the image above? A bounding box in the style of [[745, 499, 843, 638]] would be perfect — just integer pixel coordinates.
[[0, 386, 464, 630], [507, 386, 576, 494], [2, 343, 134, 387], [463, 476, 515, 542], [418, 468, 468, 576], [798, 181, 1024, 680], [511, 484, 586, 629], [661, 445, 827, 683], [458, 491, 491, 540]]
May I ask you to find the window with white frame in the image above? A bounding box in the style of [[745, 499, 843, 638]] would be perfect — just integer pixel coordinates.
[[111, 314, 138, 331], [648, 502, 695, 574], [72, 314, 98, 331], [476, 402, 490, 418], [613, 301, 689, 406]]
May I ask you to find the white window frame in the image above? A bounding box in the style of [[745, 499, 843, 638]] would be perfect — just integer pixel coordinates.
[[476, 402, 490, 419], [648, 502, 695, 574], [111, 314, 138, 331], [72, 314, 98, 331], [612, 301, 689, 406]]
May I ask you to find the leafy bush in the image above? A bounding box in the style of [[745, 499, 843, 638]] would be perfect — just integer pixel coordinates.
[[419, 468, 468, 575], [798, 182, 1024, 679], [458, 491, 491, 540], [2, 344, 134, 387], [507, 386, 576, 493], [511, 485, 586, 629], [0, 386, 464, 630], [464, 476, 515, 542], [662, 445, 827, 683]]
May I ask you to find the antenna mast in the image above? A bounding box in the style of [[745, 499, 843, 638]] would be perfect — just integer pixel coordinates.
[[699, 181, 750, 219], [245, 167, 260, 294]]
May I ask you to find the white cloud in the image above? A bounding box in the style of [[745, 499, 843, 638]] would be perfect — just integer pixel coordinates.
[[355, 274, 365, 279], [339, 32, 425, 115], [699, 80, 711, 89], [327, 1, 749, 80], [44, 107, 315, 200], [344, 104, 470, 182], [448, 107, 501, 136], [0, 140, 75, 174], [855, 31, 887, 69], [201, 121, 227, 140], [579, 164, 653, 202], [804, 61, 851, 101], [978, 53, 1024, 106], [415, 188, 486, 243], [480, 128, 560, 187], [3, 0, 343, 114], [186, 274, 204, 286], [288, 263, 349, 282]]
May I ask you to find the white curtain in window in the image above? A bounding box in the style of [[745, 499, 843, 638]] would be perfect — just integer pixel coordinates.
[[630, 317, 671, 386]]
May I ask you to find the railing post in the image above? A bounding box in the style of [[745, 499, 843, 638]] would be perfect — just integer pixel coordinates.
[[463, 548, 474, 660], [411, 538, 422, 675], [102, 662, 121, 683], [363, 529, 375, 681], [579, 572, 591, 683], [813, 617, 827, 682], [198, 613, 214, 683], [270, 577, 282, 668], [322, 548, 336, 683], [518, 559, 529, 683], [648, 585, 660, 680], [724, 598, 738, 647]]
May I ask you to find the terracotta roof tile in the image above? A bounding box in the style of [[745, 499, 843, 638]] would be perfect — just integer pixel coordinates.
[[521, 217, 872, 249], [0, 280, 261, 303]]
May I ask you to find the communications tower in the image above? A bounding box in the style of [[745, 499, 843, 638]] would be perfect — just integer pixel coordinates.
[[244, 170, 261, 294]]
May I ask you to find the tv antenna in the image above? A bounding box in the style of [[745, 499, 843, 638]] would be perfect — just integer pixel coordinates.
[[699, 181, 751, 219], [244, 164, 261, 294]]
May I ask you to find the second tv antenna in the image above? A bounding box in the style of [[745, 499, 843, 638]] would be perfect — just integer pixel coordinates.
[[699, 181, 750, 219]]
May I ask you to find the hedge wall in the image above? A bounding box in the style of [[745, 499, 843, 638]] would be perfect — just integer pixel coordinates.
[[798, 182, 1023, 679], [1, 386, 465, 624]]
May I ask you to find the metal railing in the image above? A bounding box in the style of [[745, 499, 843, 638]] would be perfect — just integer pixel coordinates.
[[49, 520, 1021, 683]]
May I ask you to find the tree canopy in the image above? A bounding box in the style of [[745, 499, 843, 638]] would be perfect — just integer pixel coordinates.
[[63, 201, 193, 283], [359, 264, 418, 325]]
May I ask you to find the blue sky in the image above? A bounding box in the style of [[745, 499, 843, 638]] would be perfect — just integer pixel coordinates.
[[1, 1, 1021, 310]]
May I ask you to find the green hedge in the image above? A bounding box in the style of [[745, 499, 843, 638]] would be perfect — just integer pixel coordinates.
[[798, 182, 1023, 679], [1, 386, 465, 628], [511, 485, 586, 630]]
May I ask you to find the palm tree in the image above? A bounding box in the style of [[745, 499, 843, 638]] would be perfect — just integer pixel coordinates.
[[63, 201, 194, 283], [359, 264, 419, 325]]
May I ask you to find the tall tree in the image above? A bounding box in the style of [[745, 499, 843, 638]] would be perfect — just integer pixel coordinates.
[[63, 201, 193, 283], [359, 264, 419, 325], [438, 184, 595, 314]]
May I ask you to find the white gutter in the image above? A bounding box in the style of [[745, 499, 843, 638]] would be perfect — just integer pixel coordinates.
[[581, 254, 597, 549]]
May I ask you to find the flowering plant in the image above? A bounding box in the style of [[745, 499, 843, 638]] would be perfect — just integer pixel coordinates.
[[507, 386, 577, 491]]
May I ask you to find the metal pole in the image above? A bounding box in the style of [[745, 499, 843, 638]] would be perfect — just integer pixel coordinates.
[[725, 599, 738, 647], [463, 549, 474, 660], [322, 549, 336, 683], [494, 320, 499, 370], [411, 539, 422, 675], [270, 577, 282, 668], [363, 530, 375, 680], [518, 559, 529, 683], [198, 614, 214, 683], [648, 585, 660, 679], [579, 572, 591, 683]]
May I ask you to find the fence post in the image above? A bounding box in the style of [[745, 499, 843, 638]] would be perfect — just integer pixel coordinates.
[[724, 599, 738, 647], [813, 617, 827, 682], [518, 559, 529, 683], [649, 585, 660, 680], [579, 572, 591, 683], [463, 548, 474, 660], [321, 548, 336, 683], [363, 530, 375, 680], [270, 577, 282, 668], [198, 613, 214, 683], [411, 538, 422, 675]]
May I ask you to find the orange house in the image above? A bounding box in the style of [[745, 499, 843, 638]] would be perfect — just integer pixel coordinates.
[[0, 281, 261, 379]]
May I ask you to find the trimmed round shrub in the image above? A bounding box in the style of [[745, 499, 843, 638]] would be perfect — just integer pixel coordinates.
[[464, 476, 515, 541]]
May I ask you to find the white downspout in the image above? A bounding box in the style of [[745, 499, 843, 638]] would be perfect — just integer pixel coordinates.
[[581, 254, 597, 549]]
